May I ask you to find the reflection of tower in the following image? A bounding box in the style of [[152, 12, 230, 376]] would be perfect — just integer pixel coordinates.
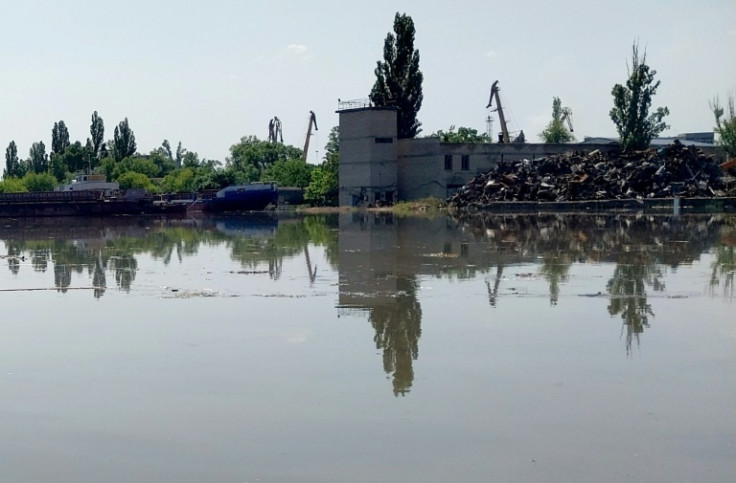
[[338, 212, 421, 396]]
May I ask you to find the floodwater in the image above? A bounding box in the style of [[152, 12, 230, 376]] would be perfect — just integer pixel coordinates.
[[0, 212, 734, 483]]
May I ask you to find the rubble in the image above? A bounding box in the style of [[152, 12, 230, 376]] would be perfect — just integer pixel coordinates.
[[448, 141, 734, 210]]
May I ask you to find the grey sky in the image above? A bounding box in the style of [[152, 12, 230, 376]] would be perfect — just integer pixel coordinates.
[[1, 0, 734, 165]]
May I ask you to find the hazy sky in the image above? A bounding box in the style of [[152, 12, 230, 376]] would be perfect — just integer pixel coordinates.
[[1, 0, 734, 164]]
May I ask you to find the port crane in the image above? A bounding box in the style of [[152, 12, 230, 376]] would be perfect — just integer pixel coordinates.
[[486, 81, 525, 143], [302, 111, 318, 161], [268, 116, 283, 143], [560, 107, 574, 132]]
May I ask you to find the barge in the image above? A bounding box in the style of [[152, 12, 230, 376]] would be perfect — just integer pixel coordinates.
[[0, 182, 278, 218]]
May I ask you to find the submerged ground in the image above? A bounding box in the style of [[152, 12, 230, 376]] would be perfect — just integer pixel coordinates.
[[1, 213, 734, 482]]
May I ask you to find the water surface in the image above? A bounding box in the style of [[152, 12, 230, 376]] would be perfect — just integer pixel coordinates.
[[1, 213, 734, 482]]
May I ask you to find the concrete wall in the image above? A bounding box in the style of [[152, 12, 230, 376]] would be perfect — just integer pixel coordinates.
[[338, 107, 399, 206], [396, 139, 621, 201]]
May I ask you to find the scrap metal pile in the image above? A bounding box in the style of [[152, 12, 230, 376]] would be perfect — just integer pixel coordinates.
[[448, 141, 732, 209]]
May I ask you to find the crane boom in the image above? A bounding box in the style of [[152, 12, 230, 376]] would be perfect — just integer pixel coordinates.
[[303, 111, 318, 161], [486, 81, 510, 143], [560, 107, 574, 132]]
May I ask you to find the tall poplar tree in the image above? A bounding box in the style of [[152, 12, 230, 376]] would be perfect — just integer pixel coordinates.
[[4, 141, 21, 178], [610, 42, 670, 151], [90, 111, 105, 158], [51, 120, 70, 155], [112, 117, 137, 161], [370, 12, 424, 139], [29, 141, 49, 173]]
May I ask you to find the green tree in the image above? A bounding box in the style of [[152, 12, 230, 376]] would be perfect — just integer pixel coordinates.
[[4, 141, 23, 178], [161, 139, 173, 160], [90, 111, 105, 158], [432, 126, 491, 143], [176, 141, 185, 168], [160, 168, 196, 193], [147, 151, 176, 177], [117, 171, 156, 191], [182, 151, 201, 169], [0, 177, 28, 192], [114, 156, 160, 179], [226, 135, 303, 182], [370, 12, 424, 139], [305, 126, 339, 206], [51, 120, 70, 155], [261, 159, 313, 188], [22, 171, 56, 191], [610, 42, 670, 151], [28, 141, 49, 173], [61, 141, 95, 174], [112, 118, 137, 161], [539, 97, 575, 143], [49, 153, 69, 182], [710, 94, 736, 158]]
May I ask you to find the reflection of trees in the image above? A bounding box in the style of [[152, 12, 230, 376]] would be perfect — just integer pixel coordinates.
[[710, 224, 736, 298], [606, 252, 664, 355], [453, 214, 733, 353], [90, 258, 106, 299], [109, 254, 138, 291], [6, 242, 22, 275], [539, 254, 571, 306], [369, 276, 422, 396], [229, 215, 339, 280], [1, 215, 338, 297]]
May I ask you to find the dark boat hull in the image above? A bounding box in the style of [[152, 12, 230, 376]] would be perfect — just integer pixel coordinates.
[[188, 183, 278, 212]]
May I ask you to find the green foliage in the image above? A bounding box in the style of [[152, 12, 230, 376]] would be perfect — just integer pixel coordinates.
[[176, 141, 185, 168], [0, 177, 28, 193], [304, 165, 338, 206], [432, 126, 490, 143], [160, 168, 196, 193], [539, 97, 575, 143], [51, 120, 70, 155], [261, 159, 313, 188], [117, 171, 156, 191], [610, 42, 670, 151], [112, 118, 137, 161], [226, 135, 303, 182], [49, 141, 97, 182], [115, 156, 160, 179], [147, 151, 176, 177], [182, 151, 200, 169], [62, 141, 96, 174], [4, 140, 23, 179], [90, 111, 105, 158], [711, 94, 736, 158], [305, 126, 339, 206], [28, 141, 49, 173], [370, 12, 424, 139], [22, 171, 56, 191], [49, 153, 69, 183], [160, 139, 173, 160]]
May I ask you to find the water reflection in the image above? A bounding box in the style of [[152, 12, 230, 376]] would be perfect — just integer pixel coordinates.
[[1, 213, 734, 393]]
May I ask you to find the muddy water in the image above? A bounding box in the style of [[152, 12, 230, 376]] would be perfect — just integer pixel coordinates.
[[1, 213, 734, 483]]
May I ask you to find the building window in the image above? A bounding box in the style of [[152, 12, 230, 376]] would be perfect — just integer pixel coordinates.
[[461, 155, 469, 171], [375, 137, 393, 143], [444, 155, 453, 170]]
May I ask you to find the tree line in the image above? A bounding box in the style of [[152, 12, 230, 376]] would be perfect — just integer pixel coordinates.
[[1, 112, 339, 205]]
